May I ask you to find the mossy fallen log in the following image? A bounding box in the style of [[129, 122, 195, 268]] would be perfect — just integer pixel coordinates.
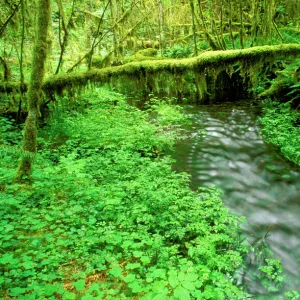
[[43, 44, 300, 93], [2, 44, 300, 96], [0, 82, 27, 93]]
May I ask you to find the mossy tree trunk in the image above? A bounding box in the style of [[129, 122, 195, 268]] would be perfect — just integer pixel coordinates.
[[17, 0, 25, 124], [16, 0, 51, 181], [189, 0, 198, 56]]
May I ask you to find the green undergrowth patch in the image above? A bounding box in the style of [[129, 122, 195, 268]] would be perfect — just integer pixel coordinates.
[[0, 87, 250, 299], [260, 100, 300, 166]]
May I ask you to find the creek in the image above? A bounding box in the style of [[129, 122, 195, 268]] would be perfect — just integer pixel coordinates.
[[171, 101, 300, 297]]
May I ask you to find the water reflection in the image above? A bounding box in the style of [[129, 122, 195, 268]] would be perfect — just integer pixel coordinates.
[[171, 102, 300, 296]]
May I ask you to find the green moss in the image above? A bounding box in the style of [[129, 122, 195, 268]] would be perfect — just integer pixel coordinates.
[[259, 79, 288, 98], [294, 67, 300, 82], [16, 0, 51, 181], [124, 54, 164, 64], [0, 82, 27, 94], [136, 48, 158, 57], [41, 44, 300, 93]]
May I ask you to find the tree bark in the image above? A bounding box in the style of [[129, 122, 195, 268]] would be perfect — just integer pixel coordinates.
[[189, 0, 198, 56], [17, 0, 26, 124], [16, 0, 51, 181]]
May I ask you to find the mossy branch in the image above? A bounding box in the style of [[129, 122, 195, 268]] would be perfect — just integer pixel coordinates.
[[3, 44, 300, 96], [43, 44, 300, 92]]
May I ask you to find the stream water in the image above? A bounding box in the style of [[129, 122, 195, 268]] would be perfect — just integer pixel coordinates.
[[171, 101, 300, 297]]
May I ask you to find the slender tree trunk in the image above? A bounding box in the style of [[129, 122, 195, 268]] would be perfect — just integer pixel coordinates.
[[239, 2, 244, 49], [55, 0, 75, 74], [251, 0, 260, 47], [88, 0, 110, 70], [158, 0, 164, 57], [189, 0, 198, 56], [263, 0, 275, 39], [17, 0, 26, 123], [220, 0, 226, 49], [16, 0, 51, 181], [110, 0, 118, 57], [0, 56, 10, 81], [228, 0, 235, 49]]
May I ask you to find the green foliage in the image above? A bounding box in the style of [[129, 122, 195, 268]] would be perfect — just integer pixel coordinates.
[[257, 58, 300, 103], [145, 95, 189, 127], [260, 100, 300, 166], [0, 87, 249, 298], [0, 117, 23, 144], [165, 45, 192, 58], [285, 290, 300, 300], [258, 259, 283, 293]]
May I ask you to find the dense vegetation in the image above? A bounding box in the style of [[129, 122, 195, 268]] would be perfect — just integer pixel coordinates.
[[257, 58, 300, 166], [0, 88, 250, 298], [0, 0, 300, 298]]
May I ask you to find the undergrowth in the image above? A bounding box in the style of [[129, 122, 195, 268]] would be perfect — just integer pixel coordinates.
[[0, 87, 251, 299], [260, 100, 300, 166], [1, 87, 294, 299]]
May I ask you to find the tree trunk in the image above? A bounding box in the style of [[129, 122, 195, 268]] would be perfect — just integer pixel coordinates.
[[16, 0, 51, 181], [189, 0, 198, 56]]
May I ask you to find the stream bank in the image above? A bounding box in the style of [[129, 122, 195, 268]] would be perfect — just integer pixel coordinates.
[[171, 101, 300, 297]]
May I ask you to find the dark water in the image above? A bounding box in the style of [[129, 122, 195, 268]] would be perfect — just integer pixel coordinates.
[[171, 101, 300, 297]]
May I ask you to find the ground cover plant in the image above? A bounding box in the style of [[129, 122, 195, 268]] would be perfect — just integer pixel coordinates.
[[0, 87, 251, 299], [260, 101, 300, 166]]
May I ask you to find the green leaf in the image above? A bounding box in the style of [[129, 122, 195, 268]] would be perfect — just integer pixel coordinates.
[[184, 273, 198, 282], [4, 224, 14, 232], [168, 273, 179, 288], [44, 284, 58, 296], [23, 261, 35, 269], [88, 283, 101, 293], [128, 281, 143, 293], [152, 280, 168, 293], [109, 266, 123, 278], [152, 294, 168, 300], [141, 256, 151, 265], [182, 280, 195, 291], [133, 251, 143, 258], [63, 291, 76, 300], [81, 295, 97, 300], [174, 286, 191, 300], [124, 274, 135, 283], [9, 287, 25, 296], [0, 253, 14, 264], [178, 272, 185, 282], [73, 279, 85, 291]]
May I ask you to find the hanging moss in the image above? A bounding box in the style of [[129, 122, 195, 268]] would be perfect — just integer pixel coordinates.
[[194, 71, 207, 99], [294, 67, 300, 82], [0, 82, 27, 94], [42, 44, 300, 94], [258, 79, 287, 98]]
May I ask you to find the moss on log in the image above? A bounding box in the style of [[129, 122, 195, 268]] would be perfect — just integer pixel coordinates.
[[0, 82, 27, 93], [2, 44, 300, 96], [43, 44, 300, 93]]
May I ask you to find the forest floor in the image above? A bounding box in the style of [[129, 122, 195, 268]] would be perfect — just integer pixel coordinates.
[[0, 87, 250, 299]]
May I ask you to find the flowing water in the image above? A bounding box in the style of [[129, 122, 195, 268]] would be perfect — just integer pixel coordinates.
[[171, 101, 300, 297]]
